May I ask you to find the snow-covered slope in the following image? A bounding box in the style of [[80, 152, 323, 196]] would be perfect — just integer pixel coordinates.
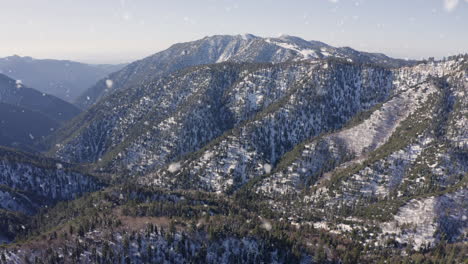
[[248, 57, 468, 248], [52, 60, 394, 188], [0, 147, 104, 215], [145, 61, 393, 192], [76, 34, 412, 109], [0, 50, 466, 262]]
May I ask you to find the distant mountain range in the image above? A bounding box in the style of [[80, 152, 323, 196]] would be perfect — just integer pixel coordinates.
[[0, 55, 126, 103], [0, 73, 80, 149]]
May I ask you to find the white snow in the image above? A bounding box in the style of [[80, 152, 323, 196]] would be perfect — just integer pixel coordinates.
[[168, 162, 181, 173], [381, 197, 437, 250], [265, 39, 318, 59], [260, 218, 272, 231], [203, 151, 214, 161]]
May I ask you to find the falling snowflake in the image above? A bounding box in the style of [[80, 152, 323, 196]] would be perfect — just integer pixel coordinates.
[[263, 163, 272, 174], [106, 79, 114, 89], [16, 80, 22, 88], [444, 0, 457, 11], [122, 12, 132, 21]]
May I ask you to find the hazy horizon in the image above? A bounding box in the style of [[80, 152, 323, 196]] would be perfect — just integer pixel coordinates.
[[2, 0, 468, 64]]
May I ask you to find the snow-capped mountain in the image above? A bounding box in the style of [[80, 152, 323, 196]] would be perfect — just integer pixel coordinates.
[[49, 50, 467, 255], [0, 35, 466, 263], [76, 34, 413, 109], [52, 60, 393, 173]]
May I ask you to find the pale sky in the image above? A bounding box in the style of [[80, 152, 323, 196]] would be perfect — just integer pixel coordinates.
[[1, 0, 467, 64]]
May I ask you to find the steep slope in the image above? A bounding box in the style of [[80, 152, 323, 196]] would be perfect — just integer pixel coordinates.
[[51, 60, 393, 187], [0, 42, 466, 263], [0, 73, 81, 122], [0, 209, 27, 244], [249, 57, 468, 248], [0, 146, 104, 242], [76, 34, 412, 108], [0, 55, 126, 102], [0, 73, 81, 149], [0, 147, 104, 216], [0, 103, 59, 149], [143, 61, 394, 192]]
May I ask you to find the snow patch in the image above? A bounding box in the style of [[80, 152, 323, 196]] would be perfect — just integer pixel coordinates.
[[168, 162, 181, 173], [203, 151, 214, 161], [260, 218, 272, 231]]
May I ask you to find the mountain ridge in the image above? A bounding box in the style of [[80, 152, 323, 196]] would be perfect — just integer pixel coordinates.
[[0, 73, 81, 150], [0, 55, 126, 102], [0, 35, 466, 263], [75, 34, 415, 109]]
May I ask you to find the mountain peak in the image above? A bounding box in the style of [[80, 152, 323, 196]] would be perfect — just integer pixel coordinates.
[[76, 34, 416, 108], [239, 33, 258, 40]]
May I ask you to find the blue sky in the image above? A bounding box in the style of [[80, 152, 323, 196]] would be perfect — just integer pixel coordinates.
[[1, 0, 467, 63]]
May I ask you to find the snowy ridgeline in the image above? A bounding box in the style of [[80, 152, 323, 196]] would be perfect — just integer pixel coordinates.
[[40, 48, 466, 252], [256, 81, 438, 197], [144, 62, 393, 192], [77, 34, 410, 108], [254, 59, 466, 197], [118, 63, 318, 175], [56, 60, 393, 184], [53, 56, 467, 201], [57, 34, 414, 170], [239, 58, 467, 249]]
